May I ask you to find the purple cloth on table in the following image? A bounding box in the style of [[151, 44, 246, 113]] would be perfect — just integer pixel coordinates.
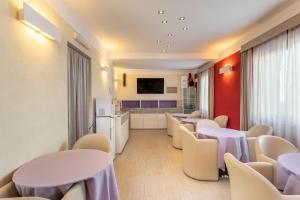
[[13, 149, 119, 200], [277, 153, 300, 195], [196, 128, 249, 171], [181, 117, 201, 124]]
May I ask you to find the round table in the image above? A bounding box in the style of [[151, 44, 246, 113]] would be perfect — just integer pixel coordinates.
[[13, 149, 119, 200], [277, 153, 300, 195], [196, 128, 249, 171]]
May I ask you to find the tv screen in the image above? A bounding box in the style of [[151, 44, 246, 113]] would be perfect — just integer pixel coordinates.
[[137, 78, 164, 94]]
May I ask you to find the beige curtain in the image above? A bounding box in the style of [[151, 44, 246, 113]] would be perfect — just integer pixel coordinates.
[[240, 49, 253, 130], [208, 66, 214, 119], [68, 45, 91, 148]]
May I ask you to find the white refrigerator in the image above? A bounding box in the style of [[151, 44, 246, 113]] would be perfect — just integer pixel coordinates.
[[95, 98, 117, 159]]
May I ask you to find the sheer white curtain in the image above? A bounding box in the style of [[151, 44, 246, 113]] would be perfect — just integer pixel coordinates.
[[199, 69, 209, 118], [250, 26, 300, 147]]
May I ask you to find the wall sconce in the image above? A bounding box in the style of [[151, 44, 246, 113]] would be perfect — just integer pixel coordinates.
[[101, 66, 110, 73], [219, 65, 232, 74], [19, 2, 61, 41]]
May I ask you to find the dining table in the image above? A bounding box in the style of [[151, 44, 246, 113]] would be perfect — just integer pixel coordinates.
[[196, 127, 249, 171], [277, 153, 300, 195], [12, 149, 120, 200]]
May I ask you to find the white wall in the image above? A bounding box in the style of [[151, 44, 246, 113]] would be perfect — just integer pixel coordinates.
[[0, 0, 112, 182], [115, 68, 191, 106]]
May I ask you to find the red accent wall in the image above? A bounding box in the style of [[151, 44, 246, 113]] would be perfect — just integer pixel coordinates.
[[214, 51, 241, 130]]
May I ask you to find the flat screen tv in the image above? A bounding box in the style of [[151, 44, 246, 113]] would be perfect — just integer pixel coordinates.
[[137, 78, 164, 94]]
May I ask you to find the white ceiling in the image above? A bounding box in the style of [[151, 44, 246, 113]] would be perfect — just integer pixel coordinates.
[[63, 0, 284, 69]]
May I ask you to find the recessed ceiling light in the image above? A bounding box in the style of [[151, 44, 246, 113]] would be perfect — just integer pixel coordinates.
[[168, 33, 173, 37], [182, 26, 188, 31], [158, 10, 165, 14], [179, 17, 186, 21], [162, 20, 168, 24]]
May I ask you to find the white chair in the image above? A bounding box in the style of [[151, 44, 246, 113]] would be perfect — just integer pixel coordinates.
[[171, 117, 183, 149], [225, 153, 300, 200], [256, 135, 299, 186], [73, 133, 112, 154], [196, 119, 220, 130], [247, 125, 273, 137], [165, 113, 173, 136], [181, 126, 219, 181], [214, 115, 228, 128], [247, 137, 257, 162], [61, 182, 86, 200], [190, 110, 201, 118]]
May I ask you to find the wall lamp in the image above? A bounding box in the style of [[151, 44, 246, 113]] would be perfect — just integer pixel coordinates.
[[219, 65, 232, 74], [19, 2, 61, 41]]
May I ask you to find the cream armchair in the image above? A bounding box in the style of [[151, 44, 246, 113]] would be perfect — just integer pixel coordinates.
[[247, 137, 257, 162], [171, 117, 183, 149], [165, 113, 173, 136], [225, 153, 300, 200], [196, 119, 220, 130], [190, 110, 201, 118], [256, 135, 299, 186], [73, 133, 112, 154], [247, 125, 273, 137], [181, 126, 218, 181], [214, 115, 228, 128]]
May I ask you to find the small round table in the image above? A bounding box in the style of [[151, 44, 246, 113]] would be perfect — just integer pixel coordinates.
[[13, 149, 119, 200], [277, 153, 300, 195]]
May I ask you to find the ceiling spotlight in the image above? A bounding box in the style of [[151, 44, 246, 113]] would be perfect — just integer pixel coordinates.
[[158, 10, 165, 14], [162, 20, 168, 24], [182, 26, 188, 31], [179, 17, 186, 21], [167, 33, 173, 37]]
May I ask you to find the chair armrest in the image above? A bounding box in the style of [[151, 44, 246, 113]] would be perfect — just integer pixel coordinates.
[[257, 154, 277, 166], [246, 162, 273, 183], [182, 124, 195, 132], [281, 195, 300, 200], [0, 182, 18, 198], [62, 182, 86, 200]]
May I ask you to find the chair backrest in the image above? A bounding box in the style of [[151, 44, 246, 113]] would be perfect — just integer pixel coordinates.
[[256, 135, 299, 160], [225, 153, 282, 200], [196, 119, 219, 130], [61, 181, 86, 200], [214, 115, 228, 128], [190, 110, 201, 118], [247, 125, 273, 137], [72, 133, 112, 154]]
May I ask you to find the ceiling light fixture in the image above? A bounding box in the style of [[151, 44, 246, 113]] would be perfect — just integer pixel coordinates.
[[179, 17, 186, 21], [168, 33, 173, 37], [182, 26, 188, 31], [158, 10, 165, 14], [162, 20, 168, 24]]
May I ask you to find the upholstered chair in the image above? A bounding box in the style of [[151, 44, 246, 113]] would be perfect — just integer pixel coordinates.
[[225, 153, 300, 200], [61, 182, 86, 200], [190, 110, 201, 118], [196, 119, 220, 130], [73, 133, 112, 154], [214, 115, 228, 128], [181, 126, 218, 181], [247, 125, 273, 137], [165, 113, 173, 136], [256, 135, 299, 186], [171, 117, 183, 149]]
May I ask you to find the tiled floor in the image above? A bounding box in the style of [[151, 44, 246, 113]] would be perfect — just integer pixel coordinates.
[[114, 129, 230, 200]]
